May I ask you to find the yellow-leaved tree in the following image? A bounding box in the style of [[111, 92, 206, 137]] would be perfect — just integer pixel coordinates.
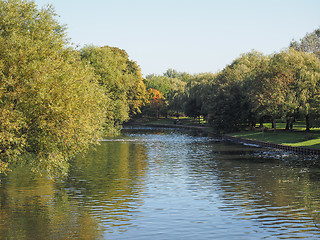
[[0, 0, 109, 174], [81, 45, 147, 134]]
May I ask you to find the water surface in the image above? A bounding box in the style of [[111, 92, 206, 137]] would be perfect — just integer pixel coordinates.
[[1, 127, 320, 239]]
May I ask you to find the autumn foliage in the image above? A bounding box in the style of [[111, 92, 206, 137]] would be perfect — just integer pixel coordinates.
[[144, 88, 166, 118]]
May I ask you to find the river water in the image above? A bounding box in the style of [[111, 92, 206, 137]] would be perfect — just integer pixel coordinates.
[[1, 127, 320, 239]]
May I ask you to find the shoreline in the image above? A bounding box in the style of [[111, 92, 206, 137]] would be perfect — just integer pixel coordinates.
[[222, 135, 320, 155], [126, 122, 320, 155]]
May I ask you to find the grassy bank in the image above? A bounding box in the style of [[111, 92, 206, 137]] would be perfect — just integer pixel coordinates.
[[129, 118, 320, 150], [228, 123, 320, 150]]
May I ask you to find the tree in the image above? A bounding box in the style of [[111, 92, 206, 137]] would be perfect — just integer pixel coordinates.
[[144, 74, 186, 116], [282, 49, 320, 130], [163, 68, 180, 78], [251, 49, 320, 131], [0, 0, 108, 174], [184, 73, 215, 120], [143, 88, 166, 118], [207, 51, 268, 132], [290, 27, 320, 59], [244, 52, 288, 131], [81, 45, 147, 133]]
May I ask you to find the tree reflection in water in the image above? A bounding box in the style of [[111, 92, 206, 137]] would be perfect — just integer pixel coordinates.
[[0, 139, 148, 239], [1, 128, 320, 239], [186, 141, 320, 237]]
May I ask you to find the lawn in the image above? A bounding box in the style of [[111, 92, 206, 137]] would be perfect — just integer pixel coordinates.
[[229, 128, 320, 149]]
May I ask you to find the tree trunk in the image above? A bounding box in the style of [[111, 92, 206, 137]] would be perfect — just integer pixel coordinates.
[[259, 118, 264, 128], [285, 119, 290, 130], [273, 118, 276, 133], [306, 115, 310, 131]]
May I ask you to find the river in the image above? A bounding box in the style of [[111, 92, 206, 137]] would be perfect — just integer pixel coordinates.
[[1, 127, 320, 239]]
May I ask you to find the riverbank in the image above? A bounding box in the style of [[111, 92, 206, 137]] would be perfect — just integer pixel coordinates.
[[126, 117, 212, 132], [127, 118, 320, 155], [226, 129, 320, 155]]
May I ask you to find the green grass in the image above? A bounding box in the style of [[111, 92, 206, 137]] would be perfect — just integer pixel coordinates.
[[229, 129, 320, 149], [228, 120, 320, 149]]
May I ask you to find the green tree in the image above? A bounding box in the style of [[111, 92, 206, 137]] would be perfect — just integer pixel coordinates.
[[144, 74, 186, 116], [0, 0, 108, 174], [251, 49, 320, 131], [184, 73, 215, 120], [163, 68, 181, 78], [81, 45, 147, 133], [279, 49, 320, 130], [144, 75, 174, 98], [290, 27, 320, 59], [208, 51, 267, 132]]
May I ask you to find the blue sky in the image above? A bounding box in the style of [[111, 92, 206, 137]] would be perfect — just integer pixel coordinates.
[[33, 0, 320, 76]]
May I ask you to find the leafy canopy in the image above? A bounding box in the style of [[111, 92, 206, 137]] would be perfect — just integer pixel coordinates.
[[0, 0, 108, 174], [81, 45, 147, 133]]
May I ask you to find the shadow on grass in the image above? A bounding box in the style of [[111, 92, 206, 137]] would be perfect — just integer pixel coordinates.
[[231, 130, 320, 150]]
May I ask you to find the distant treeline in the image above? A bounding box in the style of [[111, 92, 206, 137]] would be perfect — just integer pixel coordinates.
[[141, 28, 320, 133]]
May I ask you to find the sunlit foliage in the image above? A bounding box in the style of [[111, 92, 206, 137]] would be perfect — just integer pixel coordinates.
[[178, 47, 320, 132], [290, 27, 320, 60], [144, 73, 186, 116], [0, 0, 108, 174], [81, 45, 147, 133], [142, 88, 167, 118]]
